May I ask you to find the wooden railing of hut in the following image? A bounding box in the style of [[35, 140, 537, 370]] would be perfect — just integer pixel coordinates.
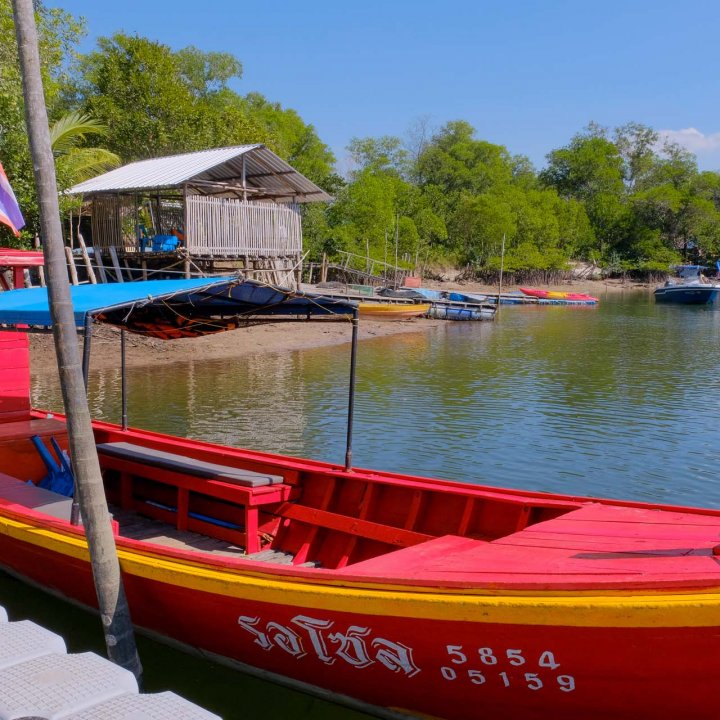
[[185, 196, 302, 257]]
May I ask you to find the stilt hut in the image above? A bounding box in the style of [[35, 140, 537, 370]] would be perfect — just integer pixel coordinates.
[[68, 145, 330, 287]]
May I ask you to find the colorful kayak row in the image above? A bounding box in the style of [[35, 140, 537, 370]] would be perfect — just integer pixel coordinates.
[[519, 287, 600, 303]]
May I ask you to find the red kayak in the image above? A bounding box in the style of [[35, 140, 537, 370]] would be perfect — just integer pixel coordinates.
[[520, 288, 599, 302]]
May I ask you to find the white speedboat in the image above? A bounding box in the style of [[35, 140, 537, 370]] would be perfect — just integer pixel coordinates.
[[654, 265, 720, 305]]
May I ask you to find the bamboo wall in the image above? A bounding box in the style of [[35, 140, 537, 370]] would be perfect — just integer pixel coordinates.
[[89, 194, 303, 261], [90, 196, 136, 250], [186, 196, 302, 257]]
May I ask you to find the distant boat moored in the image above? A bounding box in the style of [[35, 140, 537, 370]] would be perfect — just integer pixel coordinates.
[[654, 265, 720, 305]]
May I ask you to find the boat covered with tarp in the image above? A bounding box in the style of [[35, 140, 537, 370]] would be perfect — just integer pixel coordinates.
[[0, 277, 717, 719]]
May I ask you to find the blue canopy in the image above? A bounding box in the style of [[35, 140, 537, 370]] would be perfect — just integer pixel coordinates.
[[0, 277, 356, 338]]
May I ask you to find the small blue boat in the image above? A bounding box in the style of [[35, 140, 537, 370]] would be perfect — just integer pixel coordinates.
[[426, 302, 496, 321], [401, 288, 496, 320], [654, 266, 720, 305]]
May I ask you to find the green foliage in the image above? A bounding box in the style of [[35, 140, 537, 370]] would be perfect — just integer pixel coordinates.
[[541, 134, 625, 200], [417, 120, 514, 195], [1, 1, 719, 276], [0, 0, 84, 242], [540, 122, 720, 273], [66, 33, 337, 194], [0, 15, 337, 242], [243, 92, 337, 190], [347, 136, 408, 177], [71, 33, 258, 159], [50, 110, 121, 216]]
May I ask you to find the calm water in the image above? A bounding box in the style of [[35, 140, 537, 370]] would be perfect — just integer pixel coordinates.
[[10, 289, 720, 717]]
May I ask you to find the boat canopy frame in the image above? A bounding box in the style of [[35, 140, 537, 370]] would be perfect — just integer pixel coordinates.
[[0, 276, 363, 471]]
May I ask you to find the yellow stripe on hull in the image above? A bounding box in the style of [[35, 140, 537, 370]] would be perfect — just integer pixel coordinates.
[[3, 515, 720, 629]]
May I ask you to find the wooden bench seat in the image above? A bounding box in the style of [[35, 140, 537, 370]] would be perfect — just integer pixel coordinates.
[[96, 442, 292, 552], [96, 442, 283, 487]]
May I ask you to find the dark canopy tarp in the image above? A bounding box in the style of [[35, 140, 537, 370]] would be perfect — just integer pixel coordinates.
[[0, 276, 356, 339]]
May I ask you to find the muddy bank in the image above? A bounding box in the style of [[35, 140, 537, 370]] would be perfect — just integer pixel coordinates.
[[29, 316, 445, 373]]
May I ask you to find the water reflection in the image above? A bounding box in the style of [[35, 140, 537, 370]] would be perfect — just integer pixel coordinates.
[[32, 292, 720, 510]]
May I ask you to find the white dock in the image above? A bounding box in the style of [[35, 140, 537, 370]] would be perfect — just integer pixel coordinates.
[[0, 604, 221, 719]]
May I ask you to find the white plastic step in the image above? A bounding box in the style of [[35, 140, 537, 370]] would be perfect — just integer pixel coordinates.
[[62, 691, 222, 719], [0, 651, 138, 719], [0, 620, 66, 670]]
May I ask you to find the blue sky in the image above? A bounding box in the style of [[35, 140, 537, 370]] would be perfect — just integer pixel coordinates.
[[52, 0, 720, 171]]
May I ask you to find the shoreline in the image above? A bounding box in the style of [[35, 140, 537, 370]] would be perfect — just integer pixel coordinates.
[[28, 278, 650, 373], [29, 316, 447, 373]]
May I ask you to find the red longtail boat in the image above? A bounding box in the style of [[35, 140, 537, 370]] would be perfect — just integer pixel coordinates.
[[0, 277, 717, 720]]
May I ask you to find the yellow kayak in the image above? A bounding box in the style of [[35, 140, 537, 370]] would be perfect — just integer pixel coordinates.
[[357, 302, 430, 320]]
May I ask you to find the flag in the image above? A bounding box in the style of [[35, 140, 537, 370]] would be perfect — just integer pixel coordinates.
[[0, 163, 25, 237]]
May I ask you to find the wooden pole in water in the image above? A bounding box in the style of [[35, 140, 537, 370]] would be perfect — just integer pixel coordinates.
[[394, 214, 399, 288], [13, 0, 143, 683], [497, 233, 506, 311]]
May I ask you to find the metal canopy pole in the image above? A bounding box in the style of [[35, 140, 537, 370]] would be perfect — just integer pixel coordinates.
[[344, 309, 359, 472], [121, 329, 128, 430]]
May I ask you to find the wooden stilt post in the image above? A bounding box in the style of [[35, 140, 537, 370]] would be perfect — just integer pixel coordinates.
[[33, 234, 45, 286], [94, 247, 107, 283], [13, 0, 142, 683], [64, 246, 79, 285], [108, 246, 124, 282], [77, 232, 96, 284]]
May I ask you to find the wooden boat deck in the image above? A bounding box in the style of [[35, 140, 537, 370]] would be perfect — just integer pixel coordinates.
[[111, 506, 307, 565], [339, 503, 720, 589]]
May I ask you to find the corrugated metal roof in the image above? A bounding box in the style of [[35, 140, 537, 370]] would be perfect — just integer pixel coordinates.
[[69, 145, 331, 203]]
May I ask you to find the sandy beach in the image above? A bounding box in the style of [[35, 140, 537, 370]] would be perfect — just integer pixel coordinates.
[[28, 277, 648, 372]]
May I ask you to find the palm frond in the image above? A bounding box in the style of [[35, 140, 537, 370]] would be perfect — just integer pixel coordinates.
[[50, 110, 109, 156], [58, 148, 121, 184]]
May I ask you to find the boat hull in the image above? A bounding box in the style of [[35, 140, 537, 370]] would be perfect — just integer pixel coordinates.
[[654, 285, 720, 305], [426, 304, 495, 321], [357, 302, 430, 320], [0, 511, 719, 720]]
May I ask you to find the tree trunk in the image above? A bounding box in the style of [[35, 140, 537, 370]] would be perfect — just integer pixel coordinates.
[[12, 0, 142, 682]]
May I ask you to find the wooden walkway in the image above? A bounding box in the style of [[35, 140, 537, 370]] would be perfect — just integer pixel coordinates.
[[111, 506, 312, 565], [0, 603, 220, 719]]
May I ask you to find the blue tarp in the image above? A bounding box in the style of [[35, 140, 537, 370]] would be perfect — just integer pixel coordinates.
[[0, 278, 227, 327], [0, 277, 356, 330]]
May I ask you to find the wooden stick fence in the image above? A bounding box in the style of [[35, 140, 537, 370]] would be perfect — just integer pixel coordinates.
[[186, 196, 302, 257]]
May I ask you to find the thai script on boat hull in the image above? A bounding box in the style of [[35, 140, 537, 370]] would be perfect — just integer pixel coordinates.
[[237, 614, 421, 677]]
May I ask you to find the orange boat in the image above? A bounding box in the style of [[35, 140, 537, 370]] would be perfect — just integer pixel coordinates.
[[0, 278, 717, 720]]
